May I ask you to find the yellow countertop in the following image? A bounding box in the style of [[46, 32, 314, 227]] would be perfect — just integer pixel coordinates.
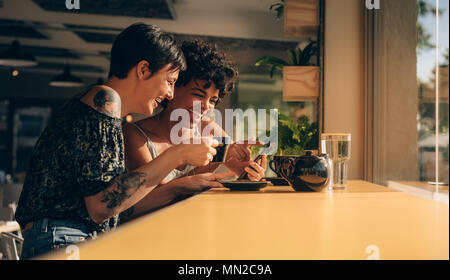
[[43, 180, 449, 260]]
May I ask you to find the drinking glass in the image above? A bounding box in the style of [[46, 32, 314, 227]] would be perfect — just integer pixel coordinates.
[[321, 133, 351, 190]]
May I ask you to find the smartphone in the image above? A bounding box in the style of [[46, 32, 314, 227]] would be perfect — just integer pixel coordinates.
[[212, 137, 230, 163]]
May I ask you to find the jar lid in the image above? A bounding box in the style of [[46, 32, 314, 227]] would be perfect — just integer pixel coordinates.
[[321, 133, 351, 141]]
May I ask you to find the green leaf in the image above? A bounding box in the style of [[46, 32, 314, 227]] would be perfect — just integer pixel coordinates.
[[280, 119, 302, 143], [275, 111, 319, 155], [276, 6, 284, 20], [269, 3, 281, 10], [287, 49, 297, 66], [278, 111, 289, 121], [255, 56, 289, 67], [302, 41, 314, 56], [282, 145, 304, 156], [297, 40, 318, 66], [269, 1, 285, 21], [270, 66, 277, 78]]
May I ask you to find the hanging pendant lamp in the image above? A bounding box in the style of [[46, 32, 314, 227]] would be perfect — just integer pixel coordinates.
[[0, 40, 38, 67], [49, 65, 84, 87]]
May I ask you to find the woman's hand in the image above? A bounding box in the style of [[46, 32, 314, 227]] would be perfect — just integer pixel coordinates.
[[243, 156, 267, 181], [175, 172, 235, 195], [224, 156, 267, 181], [226, 140, 265, 161], [174, 137, 219, 166], [223, 141, 267, 181]]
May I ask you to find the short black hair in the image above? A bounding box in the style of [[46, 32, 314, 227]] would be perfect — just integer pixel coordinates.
[[108, 23, 186, 79], [175, 40, 238, 102]]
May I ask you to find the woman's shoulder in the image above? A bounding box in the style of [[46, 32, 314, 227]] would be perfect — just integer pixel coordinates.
[[123, 122, 147, 145], [134, 117, 163, 138], [135, 116, 159, 128], [79, 85, 122, 119], [123, 120, 156, 170]]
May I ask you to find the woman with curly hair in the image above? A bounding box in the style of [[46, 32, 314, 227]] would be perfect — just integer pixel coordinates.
[[121, 40, 267, 222]]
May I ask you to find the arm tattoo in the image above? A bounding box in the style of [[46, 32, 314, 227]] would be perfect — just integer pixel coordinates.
[[93, 89, 121, 118], [101, 172, 147, 209]]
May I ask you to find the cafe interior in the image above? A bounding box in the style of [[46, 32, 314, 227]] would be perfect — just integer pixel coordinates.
[[0, 0, 448, 260]]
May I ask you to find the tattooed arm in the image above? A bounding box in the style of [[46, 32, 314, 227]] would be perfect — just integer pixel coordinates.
[[119, 171, 233, 223], [84, 149, 184, 224]]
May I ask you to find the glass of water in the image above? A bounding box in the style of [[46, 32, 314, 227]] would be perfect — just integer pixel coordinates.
[[321, 133, 351, 190]]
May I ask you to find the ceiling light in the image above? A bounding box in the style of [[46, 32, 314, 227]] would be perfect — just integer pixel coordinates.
[[11, 68, 19, 77], [49, 65, 84, 87], [125, 115, 133, 123], [0, 40, 38, 67]]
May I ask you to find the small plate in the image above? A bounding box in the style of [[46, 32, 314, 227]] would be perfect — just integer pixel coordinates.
[[264, 177, 288, 186], [220, 180, 268, 191]]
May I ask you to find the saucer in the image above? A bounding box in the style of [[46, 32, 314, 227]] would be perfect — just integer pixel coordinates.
[[264, 177, 288, 186], [220, 180, 268, 191]]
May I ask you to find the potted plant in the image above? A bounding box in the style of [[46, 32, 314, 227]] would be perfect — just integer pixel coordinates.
[[284, 0, 320, 38], [269, 0, 319, 37], [277, 111, 318, 155], [270, 0, 284, 21], [255, 39, 320, 101], [251, 111, 319, 157]]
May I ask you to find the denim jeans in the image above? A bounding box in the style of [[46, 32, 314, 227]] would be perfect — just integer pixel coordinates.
[[21, 218, 95, 260]]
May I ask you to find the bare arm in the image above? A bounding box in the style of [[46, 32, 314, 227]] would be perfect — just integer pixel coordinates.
[[85, 144, 185, 224], [120, 120, 231, 223], [119, 172, 233, 223], [190, 119, 267, 180]]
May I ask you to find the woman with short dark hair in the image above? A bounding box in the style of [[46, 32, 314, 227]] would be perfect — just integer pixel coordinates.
[[15, 24, 219, 259]]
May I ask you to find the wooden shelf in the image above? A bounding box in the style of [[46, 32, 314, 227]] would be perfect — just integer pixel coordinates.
[[284, 0, 319, 38], [283, 66, 320, 101]]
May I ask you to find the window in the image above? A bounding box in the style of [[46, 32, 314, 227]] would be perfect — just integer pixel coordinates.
[[367, 0, 449, 196], [417, 0, 449, 185]]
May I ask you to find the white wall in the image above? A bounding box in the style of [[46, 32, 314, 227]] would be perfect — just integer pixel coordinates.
[[324, 0, 365, 179]]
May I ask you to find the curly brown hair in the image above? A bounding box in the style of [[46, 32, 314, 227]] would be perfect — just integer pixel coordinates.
[[175, 40, 239, 102]]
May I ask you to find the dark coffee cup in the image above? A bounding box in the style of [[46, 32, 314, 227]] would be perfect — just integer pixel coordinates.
[[212, 137, 231, 163], [269, 155, 293, 177]]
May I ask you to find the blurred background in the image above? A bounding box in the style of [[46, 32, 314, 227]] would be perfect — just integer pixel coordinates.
[[0, 0, 448, 203], [0, 0, 319, 182]]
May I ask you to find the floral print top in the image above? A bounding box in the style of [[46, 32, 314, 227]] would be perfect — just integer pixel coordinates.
[[15, 95, 126, 232]]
